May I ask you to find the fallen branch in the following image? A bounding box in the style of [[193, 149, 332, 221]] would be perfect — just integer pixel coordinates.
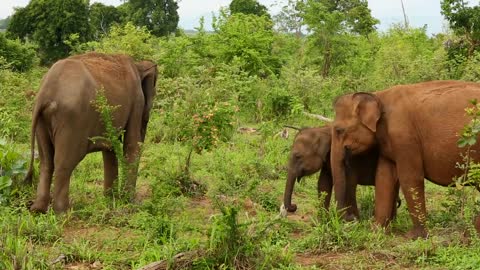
[[303, 112, 332, 122], [137, 250, 202, 270]]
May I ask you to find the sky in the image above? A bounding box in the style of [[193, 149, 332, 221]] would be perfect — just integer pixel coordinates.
[[0, 0, 462, 35]]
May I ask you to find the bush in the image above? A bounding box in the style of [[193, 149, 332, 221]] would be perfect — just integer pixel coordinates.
[[0, 33, 37, 72]]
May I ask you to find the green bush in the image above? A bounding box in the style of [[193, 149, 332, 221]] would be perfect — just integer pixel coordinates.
[[0, 33, 37, 72]]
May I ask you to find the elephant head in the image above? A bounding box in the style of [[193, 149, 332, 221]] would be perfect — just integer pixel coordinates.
[[283, 127, 331, 212], [136, 61, 158, 142], [331, 92, 380, 214]]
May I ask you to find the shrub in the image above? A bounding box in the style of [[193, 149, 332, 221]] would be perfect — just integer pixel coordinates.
[[0, 33, 37, 72]]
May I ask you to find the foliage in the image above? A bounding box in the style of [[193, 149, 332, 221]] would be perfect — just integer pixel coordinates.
[[274, 0, 304, 35], [89, 3, 124, 39], [91, 89, 130, 201], [85, 22, 155, 61], [0, 33, 38, 72], [0, 139, 28, 206], [229, 0, 271, 18], [370, 26, 448, 89], [301, 0, 379, 77], [7, 0, 91, 64], [0, 16, 11, 30], [441, 0, 480, 57], [126, 0, 179, 36], [213, 11, 279, 76]]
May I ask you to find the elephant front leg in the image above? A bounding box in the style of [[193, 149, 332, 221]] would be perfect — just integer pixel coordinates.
[[395, 150, 427, 239], [102, 150, 118, 196], [374, 157, 398, 228]]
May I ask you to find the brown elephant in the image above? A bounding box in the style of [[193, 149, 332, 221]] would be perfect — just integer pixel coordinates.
[[331, 80, 480, 238], [24, 52, 158, 213], [282, 126, 398, 220]]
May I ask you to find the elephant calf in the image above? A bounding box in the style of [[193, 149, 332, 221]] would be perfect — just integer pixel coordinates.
[[24, 52, 158, 213], [282, 126, 398, 220]]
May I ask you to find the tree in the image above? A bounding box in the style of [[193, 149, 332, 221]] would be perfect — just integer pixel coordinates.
[[441, 0, 480, 57], [127, 0, 179, 36], [89, 3, 124, 39], [274, 0, 305, 37], [213, 11, 279, 76], [301, 0, 378, 77], [0, 16, 11, 30], [7, 0, 91, 64], [229, 0, 270, 18]]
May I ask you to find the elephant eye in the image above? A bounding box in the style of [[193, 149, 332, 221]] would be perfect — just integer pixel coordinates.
[[335, 126, 345, 135]]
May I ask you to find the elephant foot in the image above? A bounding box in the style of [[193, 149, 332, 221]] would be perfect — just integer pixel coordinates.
[[344, 212, 358, 222], [29, 200, 49, 214], [53, 200, 70, 214], [286, 203, 297, 212], [405, 227, 428, 239]]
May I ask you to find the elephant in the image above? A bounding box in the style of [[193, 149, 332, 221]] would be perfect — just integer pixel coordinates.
[[331, 80, 480, 239], [24, 52, 158, 214], [282, 126, 399, 221]]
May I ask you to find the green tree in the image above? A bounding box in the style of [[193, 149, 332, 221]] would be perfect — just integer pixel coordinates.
[[127, 0, 179, 36], [7, 0, 91, 64], [229, 0, 270, 18], [274, 0, 304, 37], [89, 3, 124, 39], [213, 11, 278, 76], [441, 0, 480, 57], [0, 16, 11, 30], [301, 0, 378, 76]]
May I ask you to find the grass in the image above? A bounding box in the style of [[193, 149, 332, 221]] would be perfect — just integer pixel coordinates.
[[2, 82, 480, 269], [2, 117, 480, 270]]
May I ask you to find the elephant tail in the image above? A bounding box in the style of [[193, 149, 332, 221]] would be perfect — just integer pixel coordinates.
[[24, 102, 44, 185]]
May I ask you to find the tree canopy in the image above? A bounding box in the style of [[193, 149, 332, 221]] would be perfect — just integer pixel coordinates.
[[127, 0, 179, 36], [7, 0, 90, 64], [441, 0, 480, 56], [229, 0, 270, 18]]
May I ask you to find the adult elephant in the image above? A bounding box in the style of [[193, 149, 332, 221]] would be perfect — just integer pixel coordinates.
[[24, 52, 158, 214], [331, 80, 480, 239], [282, 126, 398, 221]]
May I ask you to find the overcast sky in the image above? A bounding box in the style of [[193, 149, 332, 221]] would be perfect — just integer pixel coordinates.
[[0, 0, 462, 35]]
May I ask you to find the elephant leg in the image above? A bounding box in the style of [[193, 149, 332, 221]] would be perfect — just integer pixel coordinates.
[[102, 150, 118, 196], [317, 168, 332, 209], [123, 116, 142, 199], [374, 157, 397, 227], [345, 184, 359, 220], [395, 150, 427, 239], [51, 133, 87, 213], [390, 181, 401, 221], [30, 121, 54, 213]]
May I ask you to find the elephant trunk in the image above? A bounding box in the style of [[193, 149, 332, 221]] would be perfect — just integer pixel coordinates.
[[331, 138, 348, 217], [283, 169, 298, 212]]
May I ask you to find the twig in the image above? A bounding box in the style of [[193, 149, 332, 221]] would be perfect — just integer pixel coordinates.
[[302, 112, 332, 122]]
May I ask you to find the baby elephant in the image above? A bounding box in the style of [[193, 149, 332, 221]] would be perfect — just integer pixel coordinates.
[[282, 126, 398, 220]]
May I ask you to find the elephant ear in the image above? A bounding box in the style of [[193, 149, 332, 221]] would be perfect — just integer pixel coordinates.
[[352, 92, 381, 132], [135, 61, 158, 141]]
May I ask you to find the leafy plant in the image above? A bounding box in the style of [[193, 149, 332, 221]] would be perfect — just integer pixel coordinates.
[[0, 138, 28, 205]]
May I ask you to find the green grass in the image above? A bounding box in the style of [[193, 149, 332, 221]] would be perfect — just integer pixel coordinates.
[[2, 116, 480, 269]]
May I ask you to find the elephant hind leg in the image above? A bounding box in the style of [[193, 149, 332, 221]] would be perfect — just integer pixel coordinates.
[[102, 150, 118, 196], [51, 132, 87, 214], [30, 120, 54, 213]]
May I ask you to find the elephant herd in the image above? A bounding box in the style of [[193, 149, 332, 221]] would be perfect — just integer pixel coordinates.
[[23, 52, 480, 239], [283, 80, 480, 239]]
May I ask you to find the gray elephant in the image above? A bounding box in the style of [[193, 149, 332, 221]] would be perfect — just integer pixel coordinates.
[[24, 52, 158, 213], [282, 126, 399, 220]]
